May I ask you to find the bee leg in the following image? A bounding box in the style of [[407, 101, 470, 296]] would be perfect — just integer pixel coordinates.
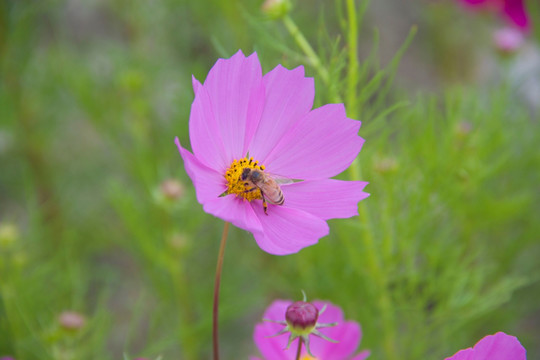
[[261, 193, 269, 215], [244, 187, 258, 193]]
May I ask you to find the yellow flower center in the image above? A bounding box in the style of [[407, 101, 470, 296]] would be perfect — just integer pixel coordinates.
[[224, 157, 265, 201], [301, 356, 316, 360]]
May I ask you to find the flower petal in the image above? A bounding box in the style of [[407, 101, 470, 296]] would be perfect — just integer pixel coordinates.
[[445, 348, 473, 360], [473, 332, 526, 360], [264, 103, 364, 179], [248, 65, 314, 162], [188, 78, 228, 171], [503, 0, 529, 29], [317, 320, 361, 359], [253, 300, 294, 360], [351, 350, 371, 360], [175, 137, 226, 203], [308, 301, 364, 360], [282, 180, 369, 220], [252, 204, 329, 255], [203, 195, 263, 235], [313, 301, 345, 323], [203, 50, 265, 163], [444, 332, 526, 360], [460, 0, 490, 5]]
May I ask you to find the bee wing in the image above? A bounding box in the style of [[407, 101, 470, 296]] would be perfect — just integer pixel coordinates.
[[267, 173, 294, 185]]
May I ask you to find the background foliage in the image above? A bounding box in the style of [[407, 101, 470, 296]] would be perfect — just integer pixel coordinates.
[[1, 0, 539, 359]]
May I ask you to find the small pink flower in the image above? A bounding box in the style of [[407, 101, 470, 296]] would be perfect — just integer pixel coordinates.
[[459, 0, 530, 30], [493, 27, 524, 53], [252, 299, 370, 360], [176, 50, 368, 255], [445, 332, 526, 360]]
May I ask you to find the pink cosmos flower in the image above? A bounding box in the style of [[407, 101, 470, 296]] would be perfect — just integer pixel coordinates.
[[445, 332, 527, 360], [175, 50, 368, 255], [251, 299, 370, 360], [459, 0, 530, 30]]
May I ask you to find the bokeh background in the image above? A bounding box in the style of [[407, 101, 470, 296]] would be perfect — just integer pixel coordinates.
[[1, 0, 539, 359]]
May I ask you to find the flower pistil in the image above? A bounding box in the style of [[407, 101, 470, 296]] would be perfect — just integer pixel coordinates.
[[224, 157, 266, 201]]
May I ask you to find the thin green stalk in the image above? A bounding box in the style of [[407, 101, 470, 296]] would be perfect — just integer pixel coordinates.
[[213, 222, 230, 360], [170, 255, 198, 360], [345, 0, 359, 118], [282, 15, 329, 84], [349, 161, 398, 359], [343, 2, 399, 356]]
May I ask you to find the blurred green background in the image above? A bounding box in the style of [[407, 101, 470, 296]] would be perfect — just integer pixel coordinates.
[[1, 0, 539, 359]]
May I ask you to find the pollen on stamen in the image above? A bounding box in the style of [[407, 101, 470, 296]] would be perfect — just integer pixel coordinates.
[[223, 157, 266, 201]]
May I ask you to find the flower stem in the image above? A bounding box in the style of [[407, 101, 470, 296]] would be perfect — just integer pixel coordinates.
[[282, 15, 329, 85], [349, 162, 397, 360], [213, 221, 230, 360], [345, 0, 359, 119], [295, 337, 303, 360]]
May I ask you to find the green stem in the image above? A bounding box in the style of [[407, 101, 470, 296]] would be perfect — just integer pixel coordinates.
[[170, 255, 198, 359], [346, 0, 359, 118], [282, 15, 329, 85], [350, 166, 397, 359], [343, 1, 397, 356], [212, 222, 230, 360]]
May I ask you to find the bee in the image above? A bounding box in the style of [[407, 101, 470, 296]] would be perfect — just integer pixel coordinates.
[[241, 168, 288, 215]]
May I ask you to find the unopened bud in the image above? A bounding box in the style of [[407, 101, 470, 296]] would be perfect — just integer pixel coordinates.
[[374, 156, 398, 175], [493, 27, 524, 55], [262, 0, 291, 20], [285, 301, 318, 335], [454, 121, 473, 138], [0, 223, 19, 249], [167, 232, 190, 253], [58, 311, 86, 331], [160, 179, 185, 201]]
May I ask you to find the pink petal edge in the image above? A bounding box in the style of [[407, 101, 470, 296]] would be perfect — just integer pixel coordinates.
[[282, 180, 369, 220], [444, 332, 526, 360], [188, 78, 228, 171], [254, 300, 293, 360], [175, 137, 226, 204], [263, 103, 364, 180], [248, 64, 314, 163], [252, 205, 329, 255], [202, 50, 265, 164]]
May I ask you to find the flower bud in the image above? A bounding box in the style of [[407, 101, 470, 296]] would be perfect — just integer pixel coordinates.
[[454, 121, 473, 138], [373, 156, 398, 175], [493, 27, 524, 55], [167, 232, 190, 254], [0, 223, 19, 249], [261, 0, 291, 20], [160, 179, 185, 201], [285, 301, 319, 335], [58, 311, 86, 331]]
